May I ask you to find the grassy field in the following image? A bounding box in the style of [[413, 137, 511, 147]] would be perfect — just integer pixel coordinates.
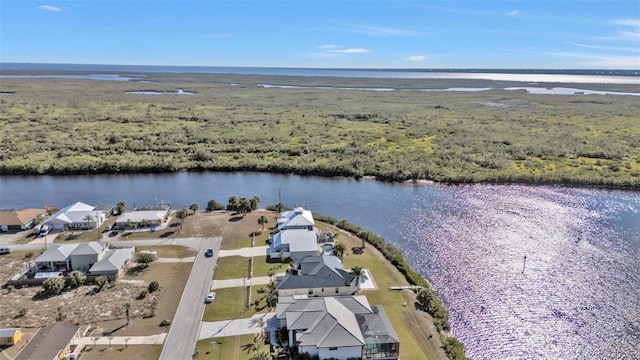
[[1, 73, 638, 188], [80, 344, 163, 360], [213, 255, 285, 280], [195, 334, 270, 360]]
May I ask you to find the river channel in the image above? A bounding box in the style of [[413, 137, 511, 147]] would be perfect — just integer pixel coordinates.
[[1, 172, 639, 359]]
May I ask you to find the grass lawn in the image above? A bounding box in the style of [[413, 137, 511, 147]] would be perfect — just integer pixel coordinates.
[[195, 334, 269, 360], [317, 223, 447, 360], [203, 286, 270, 322], [214, 255, 286, 280], [80, 345, 163, 359]]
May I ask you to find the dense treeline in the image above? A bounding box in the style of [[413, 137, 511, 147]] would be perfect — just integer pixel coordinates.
[[1, 74, 639, 188]]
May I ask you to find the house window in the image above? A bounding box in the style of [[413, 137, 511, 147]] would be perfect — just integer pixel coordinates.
[[308, 289, 313, 295], [335, 288, 339, 294], [329, 347, 337, 351]]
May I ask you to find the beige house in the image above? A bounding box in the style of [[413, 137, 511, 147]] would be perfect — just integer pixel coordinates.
[[0, 328, 22, 346]]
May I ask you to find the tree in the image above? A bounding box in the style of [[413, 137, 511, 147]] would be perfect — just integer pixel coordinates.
[[116, 201, 126, 215], [332, 241, 346, 257], [136, 252, 155, 268], [148, 280, 160, 293], [248, 350, 270, 360], [124, 302, 131, 325], [257, 215, 268, 231], [227, 196, 238, 212], [43, 277, 65, 296], [95, 275, 109, 291], [66, 270, 86, 288], [83, 214, 95, 229], [237, 197, 252, 216], [249, 196, 260, 211], [124, 337, 131, 348], [189, 203, 199, 214], [351, 266, 364, 288], [175, 209, 188, 226], [206, 199, 225, 211]]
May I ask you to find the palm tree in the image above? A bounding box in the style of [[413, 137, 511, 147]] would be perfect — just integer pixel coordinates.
[[257, 215, 268, 231], [83, 214, 95, 229], [351, 265, 364, 289], [332, 241, 346, 257], [124, 301, 131, 325], [116, 201, 126, 215], [189, 203, 199, 214]]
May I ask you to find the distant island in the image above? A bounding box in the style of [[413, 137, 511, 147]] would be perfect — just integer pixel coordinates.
[[0, 69, 639, 189]]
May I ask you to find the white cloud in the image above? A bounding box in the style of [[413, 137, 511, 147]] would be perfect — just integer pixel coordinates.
[[318, 44, 340, 50], [404, 55, 429, 62], [328, 48, 370, 54], [566, 41, 638, 52], [612, 18, 640, 27], [508, 10, 520, 16], [352, 25, 421, 37], [37, 5, 62, 12]]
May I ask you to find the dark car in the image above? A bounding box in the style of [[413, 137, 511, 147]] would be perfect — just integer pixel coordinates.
[[205, 248, 214, 257]]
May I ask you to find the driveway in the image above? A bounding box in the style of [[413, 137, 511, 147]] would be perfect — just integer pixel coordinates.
[[199, 313, 275, 339]]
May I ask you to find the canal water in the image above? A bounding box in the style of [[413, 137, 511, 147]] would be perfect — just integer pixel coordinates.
[[1, 172, 639, 359]]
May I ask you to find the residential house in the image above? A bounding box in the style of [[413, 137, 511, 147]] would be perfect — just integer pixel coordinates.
[[0, 208, 47, 232], [89, 247, 135, 277], [276, 255, 358, 297], [44, 202, 106, 231], [115, 209, 169, 229], [269, 295, 399, 360], [0, 328, 22, 346], [268, 207, 320, 261], [32, 241, 134, 278], [15, 323, 81, 360]]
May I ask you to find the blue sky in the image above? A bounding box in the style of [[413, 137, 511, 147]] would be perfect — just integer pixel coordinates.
[[1, 1, 639, 69]]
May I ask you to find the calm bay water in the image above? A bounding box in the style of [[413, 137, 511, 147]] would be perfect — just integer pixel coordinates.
[[1, 172, 638, 359]]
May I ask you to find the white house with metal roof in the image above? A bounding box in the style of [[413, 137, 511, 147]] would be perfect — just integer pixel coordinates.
[[269, 295, 399, 360], [89, 247, 136, 277], [268, 207, 320, 261], [44, 202, 106, 231], [114, 209, 169, 229]]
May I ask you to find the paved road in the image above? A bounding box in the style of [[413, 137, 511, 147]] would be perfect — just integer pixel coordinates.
[[159, 237, 220, 360]]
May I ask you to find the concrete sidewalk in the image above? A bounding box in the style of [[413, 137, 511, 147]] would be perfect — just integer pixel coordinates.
[[156, 257, 195, 263], [218, 246, 269, 258], [199, 313, 275, 339]]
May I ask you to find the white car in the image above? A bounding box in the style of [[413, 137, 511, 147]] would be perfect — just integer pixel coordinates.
[[205, 292, 216, 303]]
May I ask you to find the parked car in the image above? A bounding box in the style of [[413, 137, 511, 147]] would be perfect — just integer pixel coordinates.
[[205, 292, 216, 303], [39, 225, 51, 237], [0, 245, 12, 254], [205, 248, 214, 257]]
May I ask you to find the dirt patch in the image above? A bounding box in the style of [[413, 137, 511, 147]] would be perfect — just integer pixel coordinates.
[[0, 252, 191, 337]]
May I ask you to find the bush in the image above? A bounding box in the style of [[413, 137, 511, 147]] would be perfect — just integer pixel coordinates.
[[138, 288, 149, 299], [42, 277, 65, 296], [159, 319, 171, 327], [136, 252, 155, 267], [206, 199, 225, 211], [148, 280, 159, 293], [442, 336, 467, 360], [66, 270, 86, 288], [95, 275, 109, 290], [18, 308, 28, 317]]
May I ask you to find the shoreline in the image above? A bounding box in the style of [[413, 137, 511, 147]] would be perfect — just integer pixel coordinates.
[[2, 168, 638, 191]]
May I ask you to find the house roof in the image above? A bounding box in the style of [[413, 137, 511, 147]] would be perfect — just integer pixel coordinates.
[[89, 247, 134, 273], [35, 244, 77, 262], [273, 228, 318, 253], [70, 241, 106, 256], [0, 209, 45, 226], [0, 328, 20, 338], [277, 256, 356, 290], [278, 207, 315, 229], [15, 323, 79, 360], [115, 210, 168, 223], [45, 202, 99, 226], [278, 296, 373, 349]]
